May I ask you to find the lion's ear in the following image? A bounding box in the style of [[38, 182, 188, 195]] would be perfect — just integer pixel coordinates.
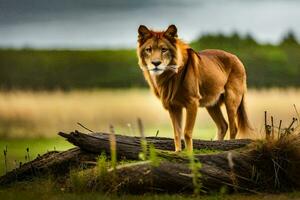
[[164, 24, 178, 38], [138, 25, 151, 39]]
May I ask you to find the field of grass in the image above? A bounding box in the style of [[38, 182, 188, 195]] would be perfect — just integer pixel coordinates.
[[0, 88, 299, 139], [0, 89, 216, 139]]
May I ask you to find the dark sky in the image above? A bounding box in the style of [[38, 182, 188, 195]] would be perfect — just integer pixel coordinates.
[[0, 0, 299, 48]]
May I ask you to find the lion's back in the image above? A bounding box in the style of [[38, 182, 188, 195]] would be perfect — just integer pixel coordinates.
[[198, 49, 246, 74]]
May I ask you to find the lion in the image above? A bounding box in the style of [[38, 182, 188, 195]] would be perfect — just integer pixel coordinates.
[[137, 24, 252, 152]]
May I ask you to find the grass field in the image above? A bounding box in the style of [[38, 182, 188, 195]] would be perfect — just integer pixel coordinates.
[[0, 88, 299, 139], [0, 89, 216, 139]]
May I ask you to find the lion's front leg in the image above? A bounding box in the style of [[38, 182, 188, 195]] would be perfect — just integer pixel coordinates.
[[168, 105, 183, 152], [184, 100, 199, 152]]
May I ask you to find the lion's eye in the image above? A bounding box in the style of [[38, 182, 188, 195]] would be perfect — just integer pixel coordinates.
[[145, 48, 152, 53], [161, 48, 168, 53]]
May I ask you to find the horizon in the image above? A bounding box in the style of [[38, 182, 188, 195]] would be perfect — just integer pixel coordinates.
[[0, 30, 298, 50], [1, 0, 300, 49]]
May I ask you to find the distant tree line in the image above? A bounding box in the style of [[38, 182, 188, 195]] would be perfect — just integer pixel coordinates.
[[0, 31, 299, 90]]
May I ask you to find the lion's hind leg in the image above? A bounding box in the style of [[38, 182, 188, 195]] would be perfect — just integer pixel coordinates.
[[224, 88, 243, 139], [206, 103, 228, 140]]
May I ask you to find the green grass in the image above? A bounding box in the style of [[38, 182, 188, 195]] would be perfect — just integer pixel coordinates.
[[1, 179, 300, 200], [0, 137, 73, 175]]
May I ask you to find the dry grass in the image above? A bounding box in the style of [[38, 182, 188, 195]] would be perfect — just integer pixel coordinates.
[[0, 88, 299, 139]]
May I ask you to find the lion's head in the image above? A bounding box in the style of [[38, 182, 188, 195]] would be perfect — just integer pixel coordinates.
[[137, 25, 186, 76]]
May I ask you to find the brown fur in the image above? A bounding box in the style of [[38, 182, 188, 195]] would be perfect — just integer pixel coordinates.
[[137, 25, 252, 152]]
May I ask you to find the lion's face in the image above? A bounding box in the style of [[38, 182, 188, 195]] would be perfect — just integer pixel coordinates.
[[137, 25, 179, 76]]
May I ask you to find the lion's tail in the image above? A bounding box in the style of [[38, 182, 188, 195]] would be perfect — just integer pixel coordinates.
[[237, 95, 253, 138]]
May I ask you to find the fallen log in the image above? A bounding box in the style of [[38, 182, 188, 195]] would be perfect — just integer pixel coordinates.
[[0, 148, 99, 186], [85, 157, 253, 194], [2, 130, 299, 194], [59, 130, 252, 154], [0, 130, 251, 186], [69, 134, 300, 194]]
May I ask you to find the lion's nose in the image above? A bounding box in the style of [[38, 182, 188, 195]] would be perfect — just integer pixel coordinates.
[[151, 61, 161, 66]]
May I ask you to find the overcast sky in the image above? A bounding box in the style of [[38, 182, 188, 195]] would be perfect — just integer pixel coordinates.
[[0, 0, 299, 49]]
